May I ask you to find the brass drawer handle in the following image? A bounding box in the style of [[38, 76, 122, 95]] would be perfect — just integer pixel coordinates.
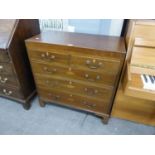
[[84, 74, 101, 81], [43, 67, 57, 74], [54, 95, 60, 100], [41, 52, 56, 60], [68, 94, 74, 101], [84, 88, 99, 95], [3, 89, 12, 96], [67, 81, 75, 88], [0, 76, 8, 84], [82, 101, 96, 108], [86, 59, 103, 69]]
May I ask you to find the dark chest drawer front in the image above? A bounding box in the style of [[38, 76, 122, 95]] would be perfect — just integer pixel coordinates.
[[71, 55, 120, 74], [0, 85, 23, 99], [35, 75, 113, 101], [0, 63, 15, 75], [0, 50, 10, 62], [0, 74, 20, 87], [32, 62, 117, 86], [38, 87, 109, 114], [29, 50, 70, 65]]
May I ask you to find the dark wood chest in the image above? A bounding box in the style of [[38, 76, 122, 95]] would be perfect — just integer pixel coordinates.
[[0, 19, 40, 109], [26, 31, 126, 123]]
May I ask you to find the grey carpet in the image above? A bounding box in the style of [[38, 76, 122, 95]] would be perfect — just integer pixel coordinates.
[[0, 97, 154, 135]]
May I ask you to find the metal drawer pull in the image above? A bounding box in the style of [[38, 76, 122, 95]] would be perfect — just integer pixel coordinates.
[[68, 94, 74, 101], [3, 89, 12, 96], [0, 76, 8, 83], [54, 95, 60, 100], [84, 88, 98, 95], [41, 52, 56, 60], [86, 59, 103, 69], [43, 67, 57, 74], [67, 81, 75, 88], [84, 74, 101, 81], [82, 101, 96, 108]]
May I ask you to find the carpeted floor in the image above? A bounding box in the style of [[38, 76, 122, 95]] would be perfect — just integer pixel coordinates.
[[0, 96, 154, 135]]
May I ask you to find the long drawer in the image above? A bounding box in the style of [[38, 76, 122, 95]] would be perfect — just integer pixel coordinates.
[[29, 49, 120, 74], [0, 85, 24, 99], [31, 62, 118, 86], [35, 74, 113, 101], [38, 86, 109, 114], [0, 62, 15, 75]]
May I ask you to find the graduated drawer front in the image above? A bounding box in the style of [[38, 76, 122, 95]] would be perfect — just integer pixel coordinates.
[[29, 50, 69, 65], [0, 50, 10, 62], [31, 62, 117, 86], [0, 85, 23, 99], [35, 74, 113, 101], [0, 74, 20, 88], [71, 55, 120, 74], [0, 62, 15, 75], [38, 87, 109, 114], [29, 49, 120, 75]]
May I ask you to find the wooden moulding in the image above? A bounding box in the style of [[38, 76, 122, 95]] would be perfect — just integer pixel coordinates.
[[122, 63, 155, 101]]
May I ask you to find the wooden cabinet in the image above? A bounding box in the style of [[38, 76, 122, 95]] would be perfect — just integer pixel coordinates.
[[26, 31, 125, 123], [0, 19, 40, 109], [112, 20, 155, 126]]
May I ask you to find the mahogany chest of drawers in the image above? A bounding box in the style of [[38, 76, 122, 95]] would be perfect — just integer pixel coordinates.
[[26, 31, 126, 123], [0, 19, 40, 109]]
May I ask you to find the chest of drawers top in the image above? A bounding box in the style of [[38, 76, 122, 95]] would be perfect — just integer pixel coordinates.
[[26, 31, 126, 54]]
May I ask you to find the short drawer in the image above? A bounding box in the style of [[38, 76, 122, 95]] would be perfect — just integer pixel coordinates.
[[32, 62, 118, 86], [0, 85, 23, 99], [0, 74, 20, 87], [29, 50, 70, 65], [71, 55, 120, 74], [35, 75, 113, 101], [0, 50, 10, 62], [38, 87, 109, 114], [0, 62, 15, 75]]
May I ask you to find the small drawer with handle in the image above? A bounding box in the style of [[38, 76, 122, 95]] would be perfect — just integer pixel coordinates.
[[0, 86, 24, 99], [71, 55, 120, 74], [29, 50, 71, 65], [0, 75, 20, 87]]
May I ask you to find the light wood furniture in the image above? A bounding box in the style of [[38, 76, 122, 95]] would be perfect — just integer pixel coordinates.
[[112, 20, 155, 126], [0, 19, 40, 109], [25, 31, 126, 123]]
